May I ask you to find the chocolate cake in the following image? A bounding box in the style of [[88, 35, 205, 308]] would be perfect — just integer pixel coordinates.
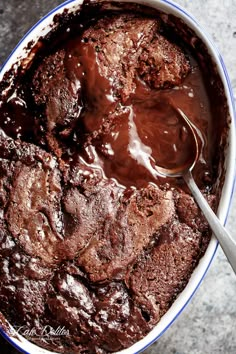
[[0, 1, 227, 353]]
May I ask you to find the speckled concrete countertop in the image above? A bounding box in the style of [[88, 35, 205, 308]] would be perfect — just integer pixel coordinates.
[[0, 1, 236, 353]]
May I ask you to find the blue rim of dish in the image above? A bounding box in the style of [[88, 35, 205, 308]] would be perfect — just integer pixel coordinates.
[[0, 0, 236, 353]]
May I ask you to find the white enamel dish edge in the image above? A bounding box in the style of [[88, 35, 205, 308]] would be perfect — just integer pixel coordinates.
[[0, 0, 235, 353]]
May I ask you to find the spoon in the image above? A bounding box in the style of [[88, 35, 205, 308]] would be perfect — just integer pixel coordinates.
[[155, 108, 236, 274]]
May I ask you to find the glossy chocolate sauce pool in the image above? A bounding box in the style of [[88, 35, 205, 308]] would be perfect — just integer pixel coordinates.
[[0, 1, 228, 353]]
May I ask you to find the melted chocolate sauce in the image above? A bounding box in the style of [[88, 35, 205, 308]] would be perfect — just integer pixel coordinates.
[[0, 17, 212, 190], [63, 37, 209, 188]]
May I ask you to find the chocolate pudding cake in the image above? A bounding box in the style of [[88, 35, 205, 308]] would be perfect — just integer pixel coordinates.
[[0, 1, 228, 353]]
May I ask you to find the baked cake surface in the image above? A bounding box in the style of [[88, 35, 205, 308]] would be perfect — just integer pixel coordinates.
[[0, 2, 224, 353]]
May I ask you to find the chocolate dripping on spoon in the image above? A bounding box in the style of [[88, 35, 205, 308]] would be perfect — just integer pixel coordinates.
[[154, 106, 236, 274]]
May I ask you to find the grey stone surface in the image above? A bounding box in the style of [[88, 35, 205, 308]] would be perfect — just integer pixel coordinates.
[[0, 1, 236, 354]]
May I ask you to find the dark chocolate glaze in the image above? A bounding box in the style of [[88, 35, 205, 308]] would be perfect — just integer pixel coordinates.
[[0, 1, 228, 353]]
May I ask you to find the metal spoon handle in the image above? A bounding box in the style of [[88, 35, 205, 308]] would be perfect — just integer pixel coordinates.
[[184, 170, 236, 274]]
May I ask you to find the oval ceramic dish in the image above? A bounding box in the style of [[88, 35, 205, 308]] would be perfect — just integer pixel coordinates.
[[0, 0, 235, 353]]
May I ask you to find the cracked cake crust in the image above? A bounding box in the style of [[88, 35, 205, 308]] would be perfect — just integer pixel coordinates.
[[0, 2, 224, 353]]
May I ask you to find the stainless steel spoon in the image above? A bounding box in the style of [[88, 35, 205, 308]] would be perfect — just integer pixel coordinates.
[[155, 108, 236, 274]]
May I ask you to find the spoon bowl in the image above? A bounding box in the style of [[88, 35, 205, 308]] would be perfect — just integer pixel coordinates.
[[155, 107, 199, 178]]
